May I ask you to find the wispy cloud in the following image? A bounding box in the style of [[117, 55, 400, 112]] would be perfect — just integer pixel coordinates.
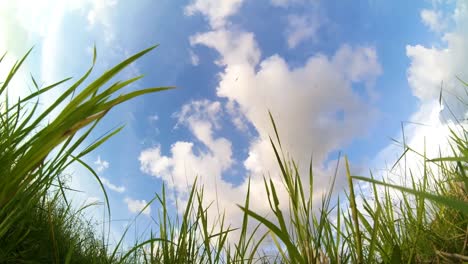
[[100, 177, 126, 193], [93, 156, 126, 193], [420, 9, 447, 33], [86, 0, 118, 44], [285, 14, 321, 48], [189, 49, 200, 66], [94, 156, 110, 173]]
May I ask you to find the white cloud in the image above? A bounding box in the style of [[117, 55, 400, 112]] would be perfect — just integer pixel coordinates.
[[86, 0, 117, 26], [94, 157, 126, 194], [191, 29, 381, 167], [139, 0, 384, 241], [85, 0, 118, 43], [421, 9, 447, 33], [100, 177, 126, 193], [140, 100, 234, 192], [286, 14, 321, 48], [124, 197, 151, 216], [190, 30, 261, 66], [176, 99, 223, 129], [372, 102, 454, 177], [94, 156, 110, 173], [139, 146, 172, 180], [407, 1, 468, 110], [184, 0, 244, 29]]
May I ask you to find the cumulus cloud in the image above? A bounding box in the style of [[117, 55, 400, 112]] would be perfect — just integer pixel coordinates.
[[141, 22, 382, 240], [140, 99, 268, 236], [184, 0, 244, 29], [124, 197, 151, 216], [140, 100, 234, 193], [139, 0, 385, 239], [285, 14, 321, 48], [191, 29, 381, 166], [407, 1, 468, 114]]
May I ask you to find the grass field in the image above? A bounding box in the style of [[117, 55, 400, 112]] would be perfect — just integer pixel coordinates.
[[0, 47, 466, 263]]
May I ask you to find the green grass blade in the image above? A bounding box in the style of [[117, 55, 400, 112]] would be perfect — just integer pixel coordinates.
[[352, 175, 468, 215]]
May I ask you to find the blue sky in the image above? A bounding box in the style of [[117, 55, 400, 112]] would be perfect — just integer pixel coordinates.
[[1, 0, 467, 246]]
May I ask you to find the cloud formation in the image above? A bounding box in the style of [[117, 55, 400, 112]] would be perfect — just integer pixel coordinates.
[[420, 9, 447, 33], [189, 50, 200, 66], [100, 177, 126, 193], [124, 197, 151, 216], [191, 29, 381, 168], [93, 156, 126, 193], [408, 3, 468, 106], [140, 100, 234, 195], [184, 0, 244, 29], [94, 156, 110, 173], [285, 14, 322, 48]]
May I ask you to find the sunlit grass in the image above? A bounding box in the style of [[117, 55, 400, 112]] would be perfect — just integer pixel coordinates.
[[0, 46, 173, 263], [0, 47, 466, 263]]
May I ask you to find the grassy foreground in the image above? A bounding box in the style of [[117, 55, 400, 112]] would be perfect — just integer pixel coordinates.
[[0, 47, 467, 263]]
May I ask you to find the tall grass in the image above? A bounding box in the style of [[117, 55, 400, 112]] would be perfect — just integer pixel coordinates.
[[0, 47, 467, 263], [0, 46, 173, 263]]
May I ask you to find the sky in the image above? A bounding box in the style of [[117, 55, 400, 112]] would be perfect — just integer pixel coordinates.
[[1, 0, 467, 248]]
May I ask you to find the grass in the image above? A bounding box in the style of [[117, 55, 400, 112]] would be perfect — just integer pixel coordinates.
[[0, 46, 467, 263]]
